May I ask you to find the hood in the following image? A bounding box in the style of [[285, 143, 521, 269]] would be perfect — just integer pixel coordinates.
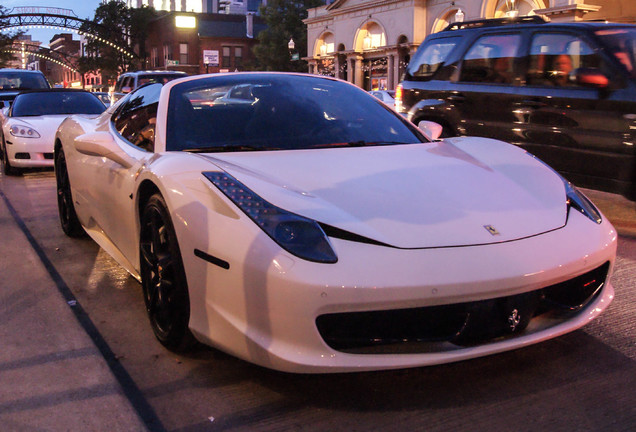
[[201, 138, 568, 248], [11, 115, 78, 138]]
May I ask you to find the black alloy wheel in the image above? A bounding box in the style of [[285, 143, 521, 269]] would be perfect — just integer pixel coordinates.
[[140, 193, 195, 351], [55, 148, 85, 237]]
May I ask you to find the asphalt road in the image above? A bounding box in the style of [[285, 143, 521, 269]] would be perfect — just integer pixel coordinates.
[[1, 170, 635, 432]]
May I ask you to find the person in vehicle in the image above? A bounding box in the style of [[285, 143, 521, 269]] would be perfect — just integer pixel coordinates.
[[552, 54, 573, 86]]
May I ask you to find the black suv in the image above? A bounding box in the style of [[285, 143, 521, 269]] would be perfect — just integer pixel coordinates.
[[397, 17, 636, 199], [0, 69, 50, 107]]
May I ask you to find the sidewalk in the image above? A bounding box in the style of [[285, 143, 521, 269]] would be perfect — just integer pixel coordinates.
[[0, 195, 147, 431]]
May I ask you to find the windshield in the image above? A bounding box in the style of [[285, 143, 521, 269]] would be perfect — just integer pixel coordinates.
[[11, 91, 106, 117], [596, 28, 636, 78], [0, 72, 49, 91], [166, 74, 424, 152]]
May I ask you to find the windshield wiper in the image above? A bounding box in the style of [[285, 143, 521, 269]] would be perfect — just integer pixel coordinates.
[[310, 140, 412, 148], [184, 144, 274, 153]]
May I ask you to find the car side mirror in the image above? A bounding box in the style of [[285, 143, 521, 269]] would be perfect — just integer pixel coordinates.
[[74, 131, 134, 168], [418, 120, 443, 141], [573, 68, 609, 88], [121, 86, 132, 94]]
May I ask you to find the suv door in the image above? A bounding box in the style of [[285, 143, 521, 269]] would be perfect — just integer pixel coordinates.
[[514, 30, 636, 195], [451, 32, 524, 141]]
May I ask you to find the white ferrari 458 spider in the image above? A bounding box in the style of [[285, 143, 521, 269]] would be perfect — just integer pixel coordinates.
[[54, 73, 616, 373], [1, 89, 105, 175]]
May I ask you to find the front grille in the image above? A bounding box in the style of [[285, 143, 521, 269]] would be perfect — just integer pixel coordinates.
[[316, 262, 609, 353]]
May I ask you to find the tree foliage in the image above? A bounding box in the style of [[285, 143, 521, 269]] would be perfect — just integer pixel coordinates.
[[253, 0, 324, 72], [0, 5, 24, 68], [79, 1, 156, 83]]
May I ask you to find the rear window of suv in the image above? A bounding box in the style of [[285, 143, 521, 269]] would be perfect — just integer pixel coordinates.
[[0, 71, 49, 91]]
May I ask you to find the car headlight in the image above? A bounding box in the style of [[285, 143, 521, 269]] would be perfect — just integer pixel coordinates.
[[203, 171, 338, 263], [565, 181, 602, 224], [9, 124, 40, 138], [529, 153, 601, 224]]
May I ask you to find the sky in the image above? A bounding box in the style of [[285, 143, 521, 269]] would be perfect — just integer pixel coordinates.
[[3, 0, 104, 47]]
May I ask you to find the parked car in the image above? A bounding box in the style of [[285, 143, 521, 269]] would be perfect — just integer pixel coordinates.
[[396, 16, 636, 199], [109, 70, 188, 105], [92, 91, 112, 106], [0, 68, 50, 108], [1, 89, 105, 175], [368, 90, 396, 108], [55, 72, 615, 373]]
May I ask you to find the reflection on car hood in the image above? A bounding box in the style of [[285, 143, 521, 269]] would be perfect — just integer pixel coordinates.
[[202, 137, 568, 248]]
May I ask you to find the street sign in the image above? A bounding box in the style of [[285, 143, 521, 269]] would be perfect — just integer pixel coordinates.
[[291, 53, 300, 61], [166, 60, 179, 66], [203, 50, 219, 66]]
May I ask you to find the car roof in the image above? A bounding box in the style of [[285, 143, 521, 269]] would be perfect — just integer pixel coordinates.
[[120, 70, 187, 76], [14, 88, 91, 95], [0, 68, 46, 74], [439, 16, 635, 36]]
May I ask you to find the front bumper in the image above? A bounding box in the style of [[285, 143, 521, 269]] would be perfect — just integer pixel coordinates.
[[5, 136, 54, 168], [177, 192, 617, 373]]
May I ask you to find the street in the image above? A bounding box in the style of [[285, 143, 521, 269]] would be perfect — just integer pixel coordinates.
[[1, 170, 635, 432]]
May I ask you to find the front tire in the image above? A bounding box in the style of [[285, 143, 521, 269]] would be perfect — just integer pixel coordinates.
[[55, 148, 84, 237], [1, 134, 20, 176], [140, 193, 195, 351]]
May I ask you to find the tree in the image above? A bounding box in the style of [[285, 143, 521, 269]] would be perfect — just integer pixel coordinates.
[[253, 0, 324, 72], [0, 5, 24, 68], [79, 1, 156, 83]]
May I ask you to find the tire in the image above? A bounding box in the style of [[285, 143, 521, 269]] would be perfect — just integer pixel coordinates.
[[55, 148, 85, 237], [1, 134, 20, 176], [140, 193, 196, 351]]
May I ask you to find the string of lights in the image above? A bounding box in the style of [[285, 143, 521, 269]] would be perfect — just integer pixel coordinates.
[[2, 49, 79, 73], [1, 25, 135, 59]]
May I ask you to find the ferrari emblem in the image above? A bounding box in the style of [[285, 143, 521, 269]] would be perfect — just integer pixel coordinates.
[[508, 309, 521, 331], [484, 225, 500, 236]]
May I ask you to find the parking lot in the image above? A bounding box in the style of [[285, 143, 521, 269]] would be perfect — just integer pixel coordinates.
[[1, 170, 635, 431]]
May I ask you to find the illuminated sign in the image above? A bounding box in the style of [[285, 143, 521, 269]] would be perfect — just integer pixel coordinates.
[[175, 16, 196, 29]]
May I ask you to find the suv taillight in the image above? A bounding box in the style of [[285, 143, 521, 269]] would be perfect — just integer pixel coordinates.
[[395, 84, 403, 112]]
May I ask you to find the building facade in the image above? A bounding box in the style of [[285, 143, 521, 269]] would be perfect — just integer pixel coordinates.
[[305, 0, 636, 91], [48, 34, 83, 88], [126, 0, 265, 14], [145, 12, 266, 75]]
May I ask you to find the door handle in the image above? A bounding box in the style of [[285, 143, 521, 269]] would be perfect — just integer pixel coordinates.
[[447, 94, 465, 103], [514, 100, 547, 108]]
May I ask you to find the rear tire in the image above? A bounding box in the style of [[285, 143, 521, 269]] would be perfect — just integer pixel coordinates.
[[140, 193, 196, 351], [55, 148, 85, 237]]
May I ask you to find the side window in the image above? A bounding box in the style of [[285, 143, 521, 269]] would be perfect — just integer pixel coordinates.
[[115, 76, 125, 92], [459, 33, 521, 84], [113, 83, 162, 152], [527, 33, 607, 87], [407, 37, 460, 80]]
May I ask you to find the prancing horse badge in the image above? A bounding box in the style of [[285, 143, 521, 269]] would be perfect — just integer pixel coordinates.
[[484, 225, 500, 236]]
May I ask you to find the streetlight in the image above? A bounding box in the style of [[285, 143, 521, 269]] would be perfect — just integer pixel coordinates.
[[455, 9, 465, 23], [288, 38, 299, 62]]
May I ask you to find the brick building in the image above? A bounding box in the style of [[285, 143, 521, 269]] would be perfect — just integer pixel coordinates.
[[145, 11, 266, 75]]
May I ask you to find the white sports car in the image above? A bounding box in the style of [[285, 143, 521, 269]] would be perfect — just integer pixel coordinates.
[[1, 89, 105, 175], [54, 73, 616, 373]]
